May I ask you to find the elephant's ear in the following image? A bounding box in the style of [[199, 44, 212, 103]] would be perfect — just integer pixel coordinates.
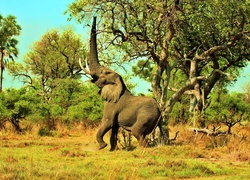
[[101, 76, 123, 103]]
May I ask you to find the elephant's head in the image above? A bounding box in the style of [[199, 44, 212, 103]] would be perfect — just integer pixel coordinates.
[[96, 69, 126, 102], [79, 17, 126, 103]]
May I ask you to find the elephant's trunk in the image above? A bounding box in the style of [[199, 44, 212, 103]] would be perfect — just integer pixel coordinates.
[[88, 16, 102, 74], [79, 17, 105, 76]]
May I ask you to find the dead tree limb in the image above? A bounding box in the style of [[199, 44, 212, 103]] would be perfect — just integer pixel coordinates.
[[192, 126, 227, 137]]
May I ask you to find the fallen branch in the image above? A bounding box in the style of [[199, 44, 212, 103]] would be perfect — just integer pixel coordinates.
[[191, 126, 227, 137], [170, 131, 180, 141]]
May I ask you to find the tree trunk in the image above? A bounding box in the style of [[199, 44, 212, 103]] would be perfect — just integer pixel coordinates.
[[10, 118, 22, 133], [188, 60, 206, 127], [0, 50, 4, 92]]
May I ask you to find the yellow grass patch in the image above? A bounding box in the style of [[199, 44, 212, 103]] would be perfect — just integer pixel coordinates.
[[0, 124, 250, 179]]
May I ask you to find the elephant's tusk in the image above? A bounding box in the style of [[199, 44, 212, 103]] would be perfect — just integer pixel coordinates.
[[85, 57, 90, 72], [79, 58, 91, 74]]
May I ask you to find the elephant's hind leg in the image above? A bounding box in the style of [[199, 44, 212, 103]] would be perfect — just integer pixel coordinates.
[[138, 135, 149, 147], [131, 127, 149, 147], [110, 126, 119, 151]]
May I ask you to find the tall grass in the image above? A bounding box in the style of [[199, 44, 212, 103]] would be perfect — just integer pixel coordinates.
[[0, 125, 250, 179]]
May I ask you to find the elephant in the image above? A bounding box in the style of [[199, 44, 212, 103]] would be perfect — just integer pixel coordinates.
[[79, 17, 162, 151]]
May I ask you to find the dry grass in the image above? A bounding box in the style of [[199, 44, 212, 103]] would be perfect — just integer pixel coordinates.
[[0, 124, 250, 179]]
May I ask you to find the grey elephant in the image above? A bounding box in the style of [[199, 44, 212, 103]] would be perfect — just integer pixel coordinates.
[[79, 17, 162, 151]]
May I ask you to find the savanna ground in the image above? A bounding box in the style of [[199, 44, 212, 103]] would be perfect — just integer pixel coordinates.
[[0, 123, 250, 180]]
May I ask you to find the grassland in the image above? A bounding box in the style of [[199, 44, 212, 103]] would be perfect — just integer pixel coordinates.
[[0, 125, 250, 180]]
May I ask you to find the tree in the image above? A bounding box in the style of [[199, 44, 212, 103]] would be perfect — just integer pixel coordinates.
[[0, 87, 40, 132], [8, 28, 104, 130], [65, 82, 103, 124], [0, 14, 21, 92], [243, 80, 250, 103], [66, 0, 250, 129], [9, 28, 86, 98], [206, 91, 250, 134]]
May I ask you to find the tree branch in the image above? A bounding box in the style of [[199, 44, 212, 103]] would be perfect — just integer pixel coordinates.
[[163, 75, 208, 114], [13, 73, 37, 90], [194, 32, 244, 61], [213, 69, 235, 80], [192, 126, 227, 137]]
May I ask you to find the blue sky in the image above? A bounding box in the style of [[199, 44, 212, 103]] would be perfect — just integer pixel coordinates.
[[0, 0, 249, 93], [0, 0, 83, 89]]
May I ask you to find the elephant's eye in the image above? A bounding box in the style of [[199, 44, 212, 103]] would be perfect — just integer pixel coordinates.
[[104, 71, 111, 75]]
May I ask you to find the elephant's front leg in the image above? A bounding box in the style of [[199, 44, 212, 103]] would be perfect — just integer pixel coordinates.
[[96, 119, 113, 150], [110, 126, 119, 151]]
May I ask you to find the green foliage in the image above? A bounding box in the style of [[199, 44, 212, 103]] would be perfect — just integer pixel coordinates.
[[0, 87, 40, 131], [24, 28, 85, 80], [6, 27, 104, 130], [38, 127, 53, 136], [2, 0, 249, 132], [63, 82, 103, 123], [169, 96, 189, 125], [0, 81, 104, 131], [66, 101, 102, 122], [0, 13, 21, 91], [66, 0, 250, 119], [0, 14, 21, 48], [0, 88, 38, 118], [132, 60, 154, 82], [173, 0, 250, 75], [206, 91, 250, 124], [35, 80, 103, 127]]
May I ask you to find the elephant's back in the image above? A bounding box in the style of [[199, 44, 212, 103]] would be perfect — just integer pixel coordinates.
[[117, 95, 161, 132]]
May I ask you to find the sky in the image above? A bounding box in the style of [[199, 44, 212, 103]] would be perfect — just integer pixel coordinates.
[[0, 0, 83, 89], [0, 0, 249, 94]]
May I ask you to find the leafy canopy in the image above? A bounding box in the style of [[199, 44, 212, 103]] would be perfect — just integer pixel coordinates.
[[66, 0, 250, 119], [0, 13, 21, 91]]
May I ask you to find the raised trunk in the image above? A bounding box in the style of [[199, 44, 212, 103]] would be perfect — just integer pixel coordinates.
[[88, 17, 102, 74]]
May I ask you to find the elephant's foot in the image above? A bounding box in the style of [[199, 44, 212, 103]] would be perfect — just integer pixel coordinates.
[[98, 142, 107, 150], [110, 145, 119, 151], [138, 137, 149, 148]]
